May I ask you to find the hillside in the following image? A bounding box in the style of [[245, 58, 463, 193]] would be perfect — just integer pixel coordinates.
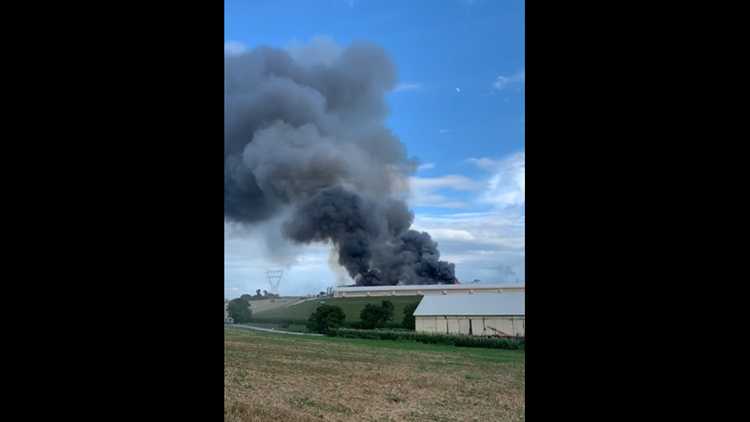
[[253, 295, 423, 324]]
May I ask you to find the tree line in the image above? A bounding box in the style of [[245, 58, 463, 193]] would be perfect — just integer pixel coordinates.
[[226, 297, 420, 332]]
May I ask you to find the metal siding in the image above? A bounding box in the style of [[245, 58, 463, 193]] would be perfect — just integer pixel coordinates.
[[458, 318, 471, 335], [436, 317, 448, 334], [514, 318, 525, 336], [447, 318, 460, 334], [413, 293, 525, 317], [415, 317, 427, 333], [333, 283, 524, 293], [472, 318, 487, 336]]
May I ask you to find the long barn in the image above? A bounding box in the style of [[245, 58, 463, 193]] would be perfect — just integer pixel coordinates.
[[331, 283, 524, 298], [413, 293, 525, 337]]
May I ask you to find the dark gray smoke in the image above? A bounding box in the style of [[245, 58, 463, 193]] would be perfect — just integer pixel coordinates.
[[224, 37, 456, 285]]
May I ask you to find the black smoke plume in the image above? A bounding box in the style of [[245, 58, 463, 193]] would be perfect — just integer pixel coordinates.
[[224, 36, 456, 285]]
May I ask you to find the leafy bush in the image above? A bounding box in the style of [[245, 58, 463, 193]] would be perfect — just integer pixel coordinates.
[[226, 298, 253, 323], [359, 300, 395, 329], [341, 320, 404, 330], [401, 302, 419, 330], [326, 328, 525, 350], [306, 304, 346, 334]]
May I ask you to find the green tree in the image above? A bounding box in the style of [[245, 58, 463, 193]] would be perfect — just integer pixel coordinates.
[[381, 300, 395, 319], [402, 301, 419, 330], [226, 298, 253, 323], [306, 304, 346, 334], [360, 300, 395, 329], [239, 294, 253, 302]]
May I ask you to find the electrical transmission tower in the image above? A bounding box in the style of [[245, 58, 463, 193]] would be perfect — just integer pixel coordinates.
[[265, 268, 284, 297]]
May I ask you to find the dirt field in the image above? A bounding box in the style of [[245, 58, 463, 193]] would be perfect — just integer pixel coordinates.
[[224, 327, 525, 422]]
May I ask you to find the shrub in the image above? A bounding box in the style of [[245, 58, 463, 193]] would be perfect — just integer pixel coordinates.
[[306, 304, 346, 334], [226, 298, 253, 323], [342, 320, 403, 330], [326, 328, 525, 350], [401, 302, 419, 330], [359, 302, 393, 329]]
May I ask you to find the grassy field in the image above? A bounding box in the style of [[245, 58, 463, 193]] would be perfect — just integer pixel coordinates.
[[227, 298, 304, 314], [224, 327, 525, 422], [239, 322, 308, 333], [254, 296, 423, 324]]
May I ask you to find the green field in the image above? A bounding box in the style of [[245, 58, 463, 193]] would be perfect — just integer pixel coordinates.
[[239, 322, 308, 332], [224, 327, 525, 422], [254, 296, 424, 324]]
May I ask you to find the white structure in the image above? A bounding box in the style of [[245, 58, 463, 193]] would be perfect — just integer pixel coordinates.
[[224, 301, 233, 324], [331, 283, 524, 298], [414, 293, 525, 337]]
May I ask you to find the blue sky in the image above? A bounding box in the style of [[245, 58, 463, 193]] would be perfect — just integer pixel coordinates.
[[224, 0, 525, 298]]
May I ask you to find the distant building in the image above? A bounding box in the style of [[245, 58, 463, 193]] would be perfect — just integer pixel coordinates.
[[331, 283, 524, 298], [413, 293, 525, 337], [224, 302, 233, 324]]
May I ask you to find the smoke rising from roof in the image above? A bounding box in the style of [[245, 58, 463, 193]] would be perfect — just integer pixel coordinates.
[[224, 36, 456, 285]]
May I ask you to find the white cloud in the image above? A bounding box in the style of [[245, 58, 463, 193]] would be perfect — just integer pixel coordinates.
[[493, 70, 525, 90], [466, 152, 525, 209], [417, 163, 435, 170], [223, 154, 527, 297], [224, 41, 246, 55], [455, 87, 461, 92], [411, 210, 525, 282], [285, 35, 343, 67], [438, 129, 451, 133], [406, 175, 486, 208], [225, 208, 525, 298], [394, 83, 423, 92]]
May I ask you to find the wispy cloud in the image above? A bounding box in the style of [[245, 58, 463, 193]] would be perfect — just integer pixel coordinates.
[[411, 210, 525, 282], [461, 0, 484, 4], [394, 83, 423, 92], [493, 70, 525, 91], [466, 153, 525, 209], [438, 129, 451, 133], [224, 205, 525, 297], [417, 163, 435, 170], [224, 154, 527, 295], [224, 41, 246, 55], [407, 175, 486, 208]]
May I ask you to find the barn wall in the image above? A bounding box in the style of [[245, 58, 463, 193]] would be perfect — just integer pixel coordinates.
[[333, 286, 524, 297], [417, 316, 525, 336]]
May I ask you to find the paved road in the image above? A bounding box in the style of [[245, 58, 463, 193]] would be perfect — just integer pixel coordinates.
[[225, 324, 324, 337]]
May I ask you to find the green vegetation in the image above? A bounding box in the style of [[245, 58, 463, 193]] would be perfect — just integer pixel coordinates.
[[402, 301, 420, 330], [240, 289, 279, 301], [253, 295, 423, 325], [327, 328, 525, 350], [238, 322, 308, 333], [306, 304, 346, 334], [224, 327, 525, 421], [226, 298, 253, 323], [359, 300, 395, 329]]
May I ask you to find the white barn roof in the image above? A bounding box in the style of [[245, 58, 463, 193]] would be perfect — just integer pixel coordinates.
[[413, 293, 525, 317], [333, 283, 524, 293]]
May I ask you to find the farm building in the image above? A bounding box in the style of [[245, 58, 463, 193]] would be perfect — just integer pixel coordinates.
[[413, 293, 525, 337], [224, 302, 233, 324], [331, 283, 524, 298]]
